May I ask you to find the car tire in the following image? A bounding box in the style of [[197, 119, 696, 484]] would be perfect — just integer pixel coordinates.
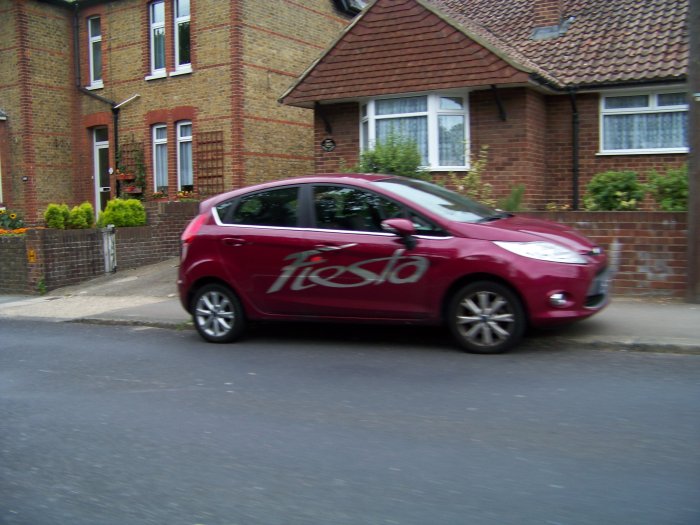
[[447, 281, 525, 354], [191, 283, 245, 343]]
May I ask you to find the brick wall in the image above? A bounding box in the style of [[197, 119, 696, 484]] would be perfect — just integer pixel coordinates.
[[544, 93, 688, 210], [314, 102, 361, 173], [0, 205, 688, 299], [0, 236, 30, 294], [525, 211, 688, 297], [1, 201, 198, 294]]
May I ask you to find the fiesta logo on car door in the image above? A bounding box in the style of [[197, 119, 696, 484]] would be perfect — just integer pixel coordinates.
[[267, 247, 430, 293]]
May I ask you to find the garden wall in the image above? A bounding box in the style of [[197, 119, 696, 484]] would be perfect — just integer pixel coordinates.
[[525, 211, 687, 297], [0, 205, 689, 299], [0, 201, 198, 295]]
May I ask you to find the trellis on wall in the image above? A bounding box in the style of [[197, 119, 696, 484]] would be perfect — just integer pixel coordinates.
[[195, 131, 225, 196], [117, 140, 146, 196]]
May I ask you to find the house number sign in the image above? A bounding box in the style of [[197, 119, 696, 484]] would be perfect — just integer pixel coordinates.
[[321, 138, 336, 152]]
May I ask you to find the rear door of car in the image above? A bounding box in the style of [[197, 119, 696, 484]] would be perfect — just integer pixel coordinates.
[[214, 185, 319, 315]]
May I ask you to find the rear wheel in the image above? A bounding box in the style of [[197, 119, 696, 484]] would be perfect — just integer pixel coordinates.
[[448, 281, 525, 354], [191, 284, 245, 343]]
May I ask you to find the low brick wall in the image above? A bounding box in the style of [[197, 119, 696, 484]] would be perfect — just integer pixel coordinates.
[[525, 211, 687, 298], [0, 201, 199, 295], [0, 236, 31, 294], [0, 206, 689, 299]]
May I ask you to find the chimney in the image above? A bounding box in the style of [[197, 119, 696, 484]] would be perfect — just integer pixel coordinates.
[[533, 0, 562, 28]]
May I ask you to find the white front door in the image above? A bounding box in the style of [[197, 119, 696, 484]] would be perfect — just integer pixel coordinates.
[[93, 127, 110, 214]]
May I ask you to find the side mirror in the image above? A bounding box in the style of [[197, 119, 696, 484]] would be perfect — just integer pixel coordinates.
[[381, 218, 417, 249]]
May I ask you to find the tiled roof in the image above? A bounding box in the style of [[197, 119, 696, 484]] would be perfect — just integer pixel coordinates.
[[431, 0, 688, 86], [281, 0, 687, 106]]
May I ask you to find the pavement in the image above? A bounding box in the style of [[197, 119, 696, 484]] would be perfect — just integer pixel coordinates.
[[1, 257, 699, 354]]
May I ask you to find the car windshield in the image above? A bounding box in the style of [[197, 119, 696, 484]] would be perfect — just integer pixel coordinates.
[[373, 178, 498, 223]]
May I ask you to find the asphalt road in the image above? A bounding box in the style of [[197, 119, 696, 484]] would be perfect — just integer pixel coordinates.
[[2, 319, 699, 525]]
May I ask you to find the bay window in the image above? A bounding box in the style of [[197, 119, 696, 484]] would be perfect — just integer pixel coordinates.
[[600, 90, 688, 154], [361, 92, 469, 170]]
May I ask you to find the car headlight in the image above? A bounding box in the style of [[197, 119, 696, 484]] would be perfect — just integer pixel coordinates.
[[493, 241, 587, 264]]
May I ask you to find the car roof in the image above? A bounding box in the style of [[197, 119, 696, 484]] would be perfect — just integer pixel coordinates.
[[198, 173, 397, 212]]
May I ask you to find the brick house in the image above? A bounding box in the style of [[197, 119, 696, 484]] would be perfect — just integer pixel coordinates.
[[280, 0, 690, 211], [0, 0, 360, 224]]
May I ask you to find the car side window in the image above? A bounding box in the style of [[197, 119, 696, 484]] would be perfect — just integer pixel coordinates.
[[313, 186, 402, 232], [408, 211, 449, 237], [219, 187, 299, 227]]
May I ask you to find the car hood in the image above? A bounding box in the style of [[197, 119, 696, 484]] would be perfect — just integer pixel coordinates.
[[452, 215, 600, 254]]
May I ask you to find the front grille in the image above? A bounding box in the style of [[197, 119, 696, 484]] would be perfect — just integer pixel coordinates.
[[585, 267, 611, 308]]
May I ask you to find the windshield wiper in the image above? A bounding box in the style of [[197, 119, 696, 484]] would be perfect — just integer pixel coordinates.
[[477, 212, 513, 223]]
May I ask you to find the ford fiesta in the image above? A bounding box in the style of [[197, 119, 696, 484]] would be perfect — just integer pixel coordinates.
[[178, 174, 610, 354]]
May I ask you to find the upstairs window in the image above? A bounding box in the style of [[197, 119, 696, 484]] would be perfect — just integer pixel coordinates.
[[147, 0, 192, 79], [361, 93, 469, 171], [149, 1, 166, 76], [600, 90, 688, 154], [175, 0, 191, 70], [88, 16, 102, 88]]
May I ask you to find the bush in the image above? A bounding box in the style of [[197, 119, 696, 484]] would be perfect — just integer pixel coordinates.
[[442, 145, 496, 207], [97, 198, 147, 228], [646, 164, 688, 211], [44, 203, 70, 229], [356, 131, 428, 179], [66, 202, 95, 229], [497, 184, 526, 212], [583, 171, 645, 211]]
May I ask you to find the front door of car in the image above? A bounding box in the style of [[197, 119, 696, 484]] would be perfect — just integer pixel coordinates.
[[263, 184, 451, 320]]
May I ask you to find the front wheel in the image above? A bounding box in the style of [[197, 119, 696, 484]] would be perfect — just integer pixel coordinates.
[[447, 281, 525, 354], [191, 283, 245, 343]]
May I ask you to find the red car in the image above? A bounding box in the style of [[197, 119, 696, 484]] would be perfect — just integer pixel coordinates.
[[178, 174, 609, 353]]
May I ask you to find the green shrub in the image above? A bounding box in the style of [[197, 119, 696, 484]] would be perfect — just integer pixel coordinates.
[[356, 131, 428, 179], [583, 171, 645, 211], [44, 203, 70, 229], [441, 145, 495, 207], [497, 184, 526, 212], [67, 206, 89, 229], [97, 198, 147, 228], [646, 164, 688, 211]]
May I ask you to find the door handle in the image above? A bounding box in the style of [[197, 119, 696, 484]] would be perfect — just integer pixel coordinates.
[[314, 243, 357, 252], [223, 237, 247, 247]]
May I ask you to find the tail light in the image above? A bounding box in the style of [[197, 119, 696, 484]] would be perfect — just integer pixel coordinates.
[[180, 213, 208, 259]]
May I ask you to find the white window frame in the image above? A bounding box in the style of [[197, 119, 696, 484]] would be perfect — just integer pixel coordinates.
[[177, 121, 193, 190], [148, 1, 166, 79], [360, 91, 470, 171], [598, 88, 689, 155], [174, 0, 191, 73], [153, 124, 168, 192], [87, 16, 103, 89]]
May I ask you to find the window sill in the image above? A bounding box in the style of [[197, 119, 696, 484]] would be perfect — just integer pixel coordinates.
[[169, 67, 192, 77], [597, 148, 689, 156], [423, 166, 470, 172], [85, 82, 104, 90], [145, 72, 167, 81]]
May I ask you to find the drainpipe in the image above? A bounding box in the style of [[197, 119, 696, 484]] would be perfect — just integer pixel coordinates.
[[72, 4, 119, 142], [568, 88, 580, 210]]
